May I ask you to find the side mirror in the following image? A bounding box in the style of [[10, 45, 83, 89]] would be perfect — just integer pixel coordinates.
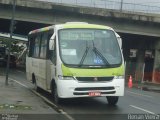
[[115, 32, 122, 49], [49, 34, 55, 50], [117, 37, 122, 49]]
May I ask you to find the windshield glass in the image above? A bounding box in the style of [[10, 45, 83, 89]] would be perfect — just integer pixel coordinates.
[[59, 29, 122, 67]]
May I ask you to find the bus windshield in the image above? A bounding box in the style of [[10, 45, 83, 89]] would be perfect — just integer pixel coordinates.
[[59, 29, 122, 67]]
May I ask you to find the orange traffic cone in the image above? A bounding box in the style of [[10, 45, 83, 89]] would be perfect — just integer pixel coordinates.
[[128, 75, 133, 88]]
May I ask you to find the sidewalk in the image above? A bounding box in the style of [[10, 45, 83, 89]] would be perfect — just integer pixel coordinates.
[[140, 82, 160, 93], [0, 76, 57, 114], [130, 81, 160, 93]]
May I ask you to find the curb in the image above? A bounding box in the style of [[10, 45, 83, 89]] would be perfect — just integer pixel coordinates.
[[129, 83, 160, 93]]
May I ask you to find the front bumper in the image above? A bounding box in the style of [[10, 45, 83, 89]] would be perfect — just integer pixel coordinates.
[[57, 78, 124, 98]]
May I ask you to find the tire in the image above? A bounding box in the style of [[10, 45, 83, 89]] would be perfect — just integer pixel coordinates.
[[106, 96, 119, 105], [51, 82, 62, 104]]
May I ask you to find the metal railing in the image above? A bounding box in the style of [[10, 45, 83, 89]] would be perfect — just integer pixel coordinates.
[[36, 0, 160, 14]]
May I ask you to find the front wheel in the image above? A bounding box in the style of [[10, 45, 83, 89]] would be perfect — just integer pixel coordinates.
[[51, 84, 62, 104], [106, 96, 119, 105]]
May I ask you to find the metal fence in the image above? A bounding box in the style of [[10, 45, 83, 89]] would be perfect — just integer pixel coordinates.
[[36, 0, 160, 14]]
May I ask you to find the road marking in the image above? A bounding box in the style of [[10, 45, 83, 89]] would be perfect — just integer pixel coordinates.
[[130, 105, 156, 115], [9, 78, 28, 88], [126, 91, 152, 98], [9, 78, 75, 120]]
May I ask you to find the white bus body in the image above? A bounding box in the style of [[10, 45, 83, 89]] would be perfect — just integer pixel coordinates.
[[26, 22, 125, 105]]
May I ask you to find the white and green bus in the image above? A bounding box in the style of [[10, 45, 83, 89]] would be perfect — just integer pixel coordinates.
[[26, 22, 124, 105]]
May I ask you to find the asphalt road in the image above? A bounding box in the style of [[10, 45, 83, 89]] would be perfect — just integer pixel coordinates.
[[1, 67, 160, 120]]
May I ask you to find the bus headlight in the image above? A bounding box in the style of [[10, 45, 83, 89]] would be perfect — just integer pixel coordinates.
[[114, 76, 124, 79], [58, 75, 75, 80]]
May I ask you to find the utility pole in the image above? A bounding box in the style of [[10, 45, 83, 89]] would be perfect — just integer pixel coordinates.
[[5, 0, 16, 85], [120, 0, 123, 12]]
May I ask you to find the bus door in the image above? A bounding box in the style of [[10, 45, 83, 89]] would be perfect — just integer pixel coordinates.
[[47, 33, 56, 90]]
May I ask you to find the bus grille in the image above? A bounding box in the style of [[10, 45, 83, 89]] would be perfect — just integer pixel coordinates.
[[74, 87, 116, 96], [73, 91, 116, 95], [76, 77, 114, 82], [75, 87, 115, 91]]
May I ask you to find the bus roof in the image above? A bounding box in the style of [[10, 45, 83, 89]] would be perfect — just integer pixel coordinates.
[[29, 25, 54, 35], [28, 22, 113, 35], [60, 22, 112, 30]]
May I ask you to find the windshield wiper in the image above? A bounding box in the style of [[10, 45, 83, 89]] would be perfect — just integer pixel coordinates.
[[78, 42, 89, 67], [92, 40, 110, 66]]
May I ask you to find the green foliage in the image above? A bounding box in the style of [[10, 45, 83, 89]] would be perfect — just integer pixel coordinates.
[[0, 39, 24, 53]]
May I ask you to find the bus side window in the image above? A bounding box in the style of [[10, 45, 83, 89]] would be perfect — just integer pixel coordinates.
[[40, 33, 48, 59], [26, 41, 29, 56], [33, 35, 41, 58], [28, 36, 35, 57]]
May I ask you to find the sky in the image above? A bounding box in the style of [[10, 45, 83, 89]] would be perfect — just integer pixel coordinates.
[[112, 0, 160, 6], [37, 0, 160, 14]]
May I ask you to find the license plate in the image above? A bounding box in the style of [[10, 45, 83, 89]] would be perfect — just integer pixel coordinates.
[[89, 91, 101, 96]]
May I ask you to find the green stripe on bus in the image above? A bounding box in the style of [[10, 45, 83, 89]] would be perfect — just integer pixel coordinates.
[[62, 24, 111, 29], [61, 64, 124, 77]]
